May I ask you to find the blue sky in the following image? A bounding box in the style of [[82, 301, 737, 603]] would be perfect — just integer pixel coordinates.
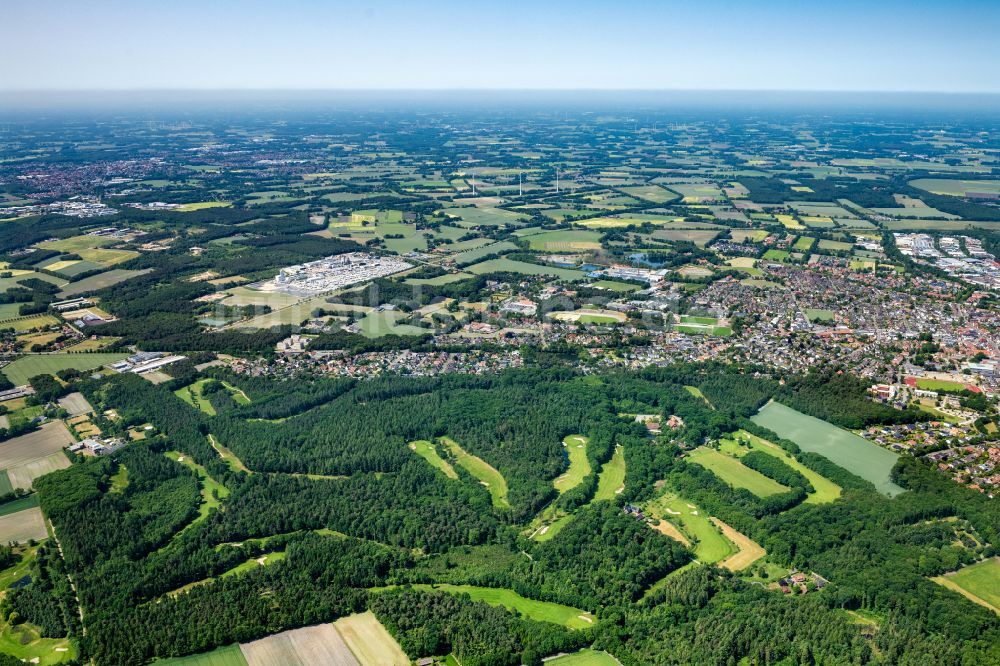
[[5, 0, 999, 91]]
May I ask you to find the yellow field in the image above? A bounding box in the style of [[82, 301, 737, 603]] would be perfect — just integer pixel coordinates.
[[333, 612, 409, 665], [711, 518, 765, 571]]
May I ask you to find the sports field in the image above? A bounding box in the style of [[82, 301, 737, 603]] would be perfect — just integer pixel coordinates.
[[932, 558, 1000, 614], [409, 440, 458, 479], [752, 401, 904, 496], [729, 430, 841, 504], [2, 352, 128, 385], [915, 378, 968, 392], [592, 445, 625, 501], [644, 491, 732, 564], [404, 584, 595, 629], [554, 435, 591, 493], [687, 447, 790, 497], [439, 437, 509, 508]]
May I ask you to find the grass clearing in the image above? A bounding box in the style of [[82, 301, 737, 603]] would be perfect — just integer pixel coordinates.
[[400, 584, 595, 629], [409, 440, 458, 479], [439, 437, 509, 509], [160, 644, 248, 666], [554, 435, 590, 494], [932, 558, 1000, 614], [752, 401, 904, 496], [209, 435, 250, 473], [687, 447, 790, 497], [592, 445, 625, 501]]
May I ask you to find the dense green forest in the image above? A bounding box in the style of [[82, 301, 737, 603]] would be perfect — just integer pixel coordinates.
[[11, 364, 998, 665]]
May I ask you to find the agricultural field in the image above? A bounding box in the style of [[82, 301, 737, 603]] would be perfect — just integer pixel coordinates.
[[931, 558, 1000, 614], [3, 313, 59, 332], [0, 505, 48, 543], [554, 435, 591, 493], [357, 310, 429, 338], [793, 236, 815, 251], [1, 352, 128, 385], [752, 401, 904, 496], [527, 229, 604, 251], [762, 249, 791, 262], [0, 421, 74, 490], [240, 624, 361, 666], [452, 240, 517, 264], [443, 207, 528, 227], [817, 239, 854, 252], [618, 184, 677, 203], [686, 447, 790, 498], [57, 268, 151, 297], [405, 271, 472, 286], [399, 584, 595, 629], [465, 257, 585, 281], [440, 437, 509, 508], [331, 612, 409, 665], [909, 178, 1000, 197], [549, 309, 627, 325]]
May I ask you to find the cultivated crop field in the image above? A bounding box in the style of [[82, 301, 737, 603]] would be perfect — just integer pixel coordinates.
[[466, 257, 585, 281], [0, 421, 74, 475], [161, 644, 248, 666], [332, 611, 409, 665], [0, 506, 48, 543], [527, 229, 604, 251], [2, 352, 128, 385], [752, 401, 904, 496]]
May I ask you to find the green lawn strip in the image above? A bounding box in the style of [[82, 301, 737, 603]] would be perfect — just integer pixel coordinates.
[[546, 649, 621, 666], [727, 431, 841, 504], [157, 643, 249, 666], [932, 558, 1000, 613], [208, 435, 251, 473], [165, 452, 230, 528], [554, 435, 591, 494], [644, 491, 733, 564], [0, 493, 39, 516], [409, 440, 458, 479], [389, 584, 595, 629], [173, 378, 217, 416], [683, 385, 713, 408], [439, 437, 509, 508], [686, 447, 790, 498], [592, 445, 625, 502]]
